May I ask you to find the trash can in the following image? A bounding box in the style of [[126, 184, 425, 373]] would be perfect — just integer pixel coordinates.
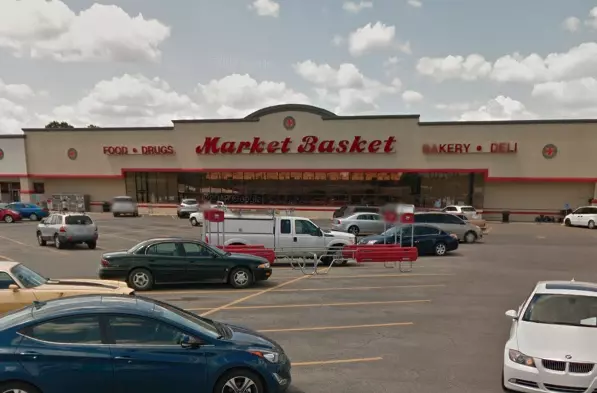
[[502, 211, 510, 223], [102, 201, 111, 212]]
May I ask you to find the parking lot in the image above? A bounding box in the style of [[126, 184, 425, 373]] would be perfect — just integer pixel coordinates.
[[1, 215, 597, 393]]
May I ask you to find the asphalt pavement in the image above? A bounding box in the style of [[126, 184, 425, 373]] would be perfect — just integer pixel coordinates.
[[1, 215, 596, 393]]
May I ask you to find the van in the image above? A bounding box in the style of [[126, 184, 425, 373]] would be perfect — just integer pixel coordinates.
[[564, 206, 597, 229]]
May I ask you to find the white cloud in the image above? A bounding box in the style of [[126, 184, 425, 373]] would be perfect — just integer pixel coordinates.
[[249, 0, 280, 17], [402, 90, 423, 104], [348, 22, 396, 56], [531, 77, 597, 117], [0, 0, 170, 63], [0, 79, 35, 100], [197, 74, 309, 117], [294, 60, 400, 114], [342, 1, 373, 13], [459, 96, 535, 121], [416, 54, 491, 81], [0, 97, 30, 134], [562, 16, 581, 32], [435, 102, 475, 111], [586, 7, 597, 29], [408, 0, 422, 7]]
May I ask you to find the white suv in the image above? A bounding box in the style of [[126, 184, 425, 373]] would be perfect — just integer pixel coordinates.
[[564, 206, 597, 229]]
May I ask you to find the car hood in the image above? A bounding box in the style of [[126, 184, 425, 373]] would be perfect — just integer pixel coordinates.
[[324, 230, 355, 240], [517, 321, 597, 362], [224, 323, 282, 351], [226, 252, 268, 264], [37, 278, 132, 293]]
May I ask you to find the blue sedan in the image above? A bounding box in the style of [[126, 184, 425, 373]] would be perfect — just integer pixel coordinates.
[[359, 223, 459, 256], [0, 295, 291, 393], [6, 203, 49, 221]]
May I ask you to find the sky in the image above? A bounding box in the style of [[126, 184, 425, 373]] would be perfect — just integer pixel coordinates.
[[1, 0, 597, 134]]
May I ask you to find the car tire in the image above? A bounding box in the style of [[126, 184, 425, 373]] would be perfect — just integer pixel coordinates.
[[4, 215, 13, 223], [29, 213, 38, 221], [113, 213, 119, 217], [229, 267, 253, 289], [128, 268, 154, 291], [347, 225, 360, 236], [36, 231, 46, 246], [54, 234, 64, 249], [434, 242, 447, 256], [464, 231, 477, 243], [190, 217, 198, 226], [87, 241, 97, 250], [321, 244, 345, 265], [214, 369, 264, 393], [0, 381, 41, 393], [589, 220, 596, 229], [565, 218, 571, 226]]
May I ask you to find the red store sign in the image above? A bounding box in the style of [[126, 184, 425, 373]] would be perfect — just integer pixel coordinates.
[[195, 135, 397, 155], [422, 142, 518, 154], [103, 145, 175, 155]]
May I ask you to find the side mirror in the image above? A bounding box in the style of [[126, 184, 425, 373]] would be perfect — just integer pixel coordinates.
[[8, 284, 19, 292], [40, 218, 46, 224], [505, 310, 518, 320], [180, 334, 202, 349]]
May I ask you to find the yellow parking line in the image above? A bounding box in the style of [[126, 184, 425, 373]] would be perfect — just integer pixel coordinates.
[[257, 322, 413, 333], [313, 273, 454, 279], [199, 275, 310, 317], [0, 255, 14, 261], [190, 299, 430, 312], [292, 357, 383, 367]]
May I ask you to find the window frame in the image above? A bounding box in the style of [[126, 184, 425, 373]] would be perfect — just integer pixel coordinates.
[[18, 314, 107, 346], [145, 241, 182, 257], [0, 271, 17, 289]]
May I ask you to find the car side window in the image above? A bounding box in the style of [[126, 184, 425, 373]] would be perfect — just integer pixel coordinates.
[[356, 214, 369, 220], [295, 219, 317, 235], [182, 242, 212, 257], [146, 242, 180, 256], [0, 272, 16, 289], [24, 316, 102, 344], [574, 207, 587, 214], [108, 316, 185, 345], [414, 214, 431, 223], [414, 226, 439, 236], [444, 206, 457, 212], [443, 214, 463, 224], [280, 219, 291, 234]]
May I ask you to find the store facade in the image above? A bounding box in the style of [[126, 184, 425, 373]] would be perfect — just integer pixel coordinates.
[[18, 104, 597, 221], [0, 135, 29, 203]]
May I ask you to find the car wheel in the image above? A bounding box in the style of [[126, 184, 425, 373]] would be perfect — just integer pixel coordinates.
[[87, 241, 97, 250], [190, 217, 198, 226], [322, 245, 345, 265], [0, 381, 41, 393], [54, 234, 64, 249], [565, 218, 571, 226], [128, 268, 153, 291], [434, 242, 447, 256], [347, 225, 360, 235], [29, 213, 38, 221], [4, 215, 13, 223], [214, 369, 264, 393], [589, 220, 596, 229], [36, 231, 46, 246], [229, 267, 253, 289], [464, 231, 477, 243]]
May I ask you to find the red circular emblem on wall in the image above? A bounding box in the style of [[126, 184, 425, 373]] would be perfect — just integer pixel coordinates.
[[0, 148, 4, 160], [542, 144, 557, 159], [67, 148, 78, 160], [283, 116, 296, 130]]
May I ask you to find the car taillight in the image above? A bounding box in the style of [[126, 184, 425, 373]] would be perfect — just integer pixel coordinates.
[[59, 226, 66, 232], [205, 235, 209, 244], [335, 219, 341, 224], [100, 258, 110, 267], [450, 233, 458, 239]]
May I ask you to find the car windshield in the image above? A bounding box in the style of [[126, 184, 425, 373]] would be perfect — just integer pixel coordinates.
[[522, 294, 597, 327], [381, 225, 409, 236], [65, 215, 93, 225], [127, 241, 151, 254], [461, 207, 476, 212], [182, 199, 197, 204], [11, 264, 48, 288], [152, 299, 221, 338], [113, 197, 133, 203]]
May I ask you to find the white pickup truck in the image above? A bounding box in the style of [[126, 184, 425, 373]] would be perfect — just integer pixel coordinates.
[[189, 212, 355, 261]]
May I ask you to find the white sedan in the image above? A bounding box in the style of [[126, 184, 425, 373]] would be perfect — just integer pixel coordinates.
[[503, 280, 597, 392]]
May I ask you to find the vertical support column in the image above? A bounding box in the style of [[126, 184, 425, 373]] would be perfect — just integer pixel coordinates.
[[19, 177, 34, 203]]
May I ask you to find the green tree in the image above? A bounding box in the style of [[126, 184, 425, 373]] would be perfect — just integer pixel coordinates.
[[45, 121, 75, 129], [87, 124, 100, 128]]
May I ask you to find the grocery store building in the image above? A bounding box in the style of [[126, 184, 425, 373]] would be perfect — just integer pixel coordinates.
[[5, 104, 597, 221]]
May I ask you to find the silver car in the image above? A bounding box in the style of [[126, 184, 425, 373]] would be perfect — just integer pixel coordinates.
[[111, 196, 138, 217], [331, 213, 392, 236], [177, 198, 199, 218], [36, 213, 98, 249], [414, 212, 482, 243]]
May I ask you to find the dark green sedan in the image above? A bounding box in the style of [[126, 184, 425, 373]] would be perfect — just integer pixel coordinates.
[[98, 238, 272, 291]]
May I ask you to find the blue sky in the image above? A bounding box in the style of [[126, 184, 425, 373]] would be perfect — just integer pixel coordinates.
[[0, 0, 596, 132]]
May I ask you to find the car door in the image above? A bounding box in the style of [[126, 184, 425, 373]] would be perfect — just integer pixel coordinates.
[[412, 225, 440, 254], [107, 314, 207, 393], [181, 241, 227, 282], [144, 242, 189, 284], [275, 218, 295, 251], [369, 213, 389, 234], [16, 315, 114, 393], [0, 272, 37, 313], [8, 203, 25, 217], [355, 214, 373, 233]]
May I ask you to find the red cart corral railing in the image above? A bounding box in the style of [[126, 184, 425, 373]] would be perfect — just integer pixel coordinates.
[[340, 244, 418, 272]]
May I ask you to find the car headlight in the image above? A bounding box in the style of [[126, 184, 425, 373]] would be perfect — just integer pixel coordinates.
[[366, 240, 378, 244], [249, 349, 280, 363], [257, 263, 270, 269], [508, 349, 535, 367]]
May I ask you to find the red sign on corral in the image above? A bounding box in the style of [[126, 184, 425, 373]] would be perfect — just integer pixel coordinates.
[[400, 213, 415, 224], [203, 209, 225, 223], [103, 146, 175, 155], [383, 211, 398, 223]]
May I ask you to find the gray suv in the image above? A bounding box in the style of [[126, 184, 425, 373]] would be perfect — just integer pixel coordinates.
[[177, 198, 199, 218], [37, 213, 98, 249]]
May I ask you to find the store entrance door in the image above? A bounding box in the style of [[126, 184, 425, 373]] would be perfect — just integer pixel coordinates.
[[10, 189, 20, 202]]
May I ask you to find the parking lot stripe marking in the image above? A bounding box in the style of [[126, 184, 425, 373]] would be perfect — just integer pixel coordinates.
[[199, 275, 310, 317], [100, 233, 142, 242], [292, 357, 383, 367], [313, 273, 454, 279], [0, 255, 14, 261], [257, 322, 413, 333], [0, 235, 69, 255], [190, 299, 430, 312]]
